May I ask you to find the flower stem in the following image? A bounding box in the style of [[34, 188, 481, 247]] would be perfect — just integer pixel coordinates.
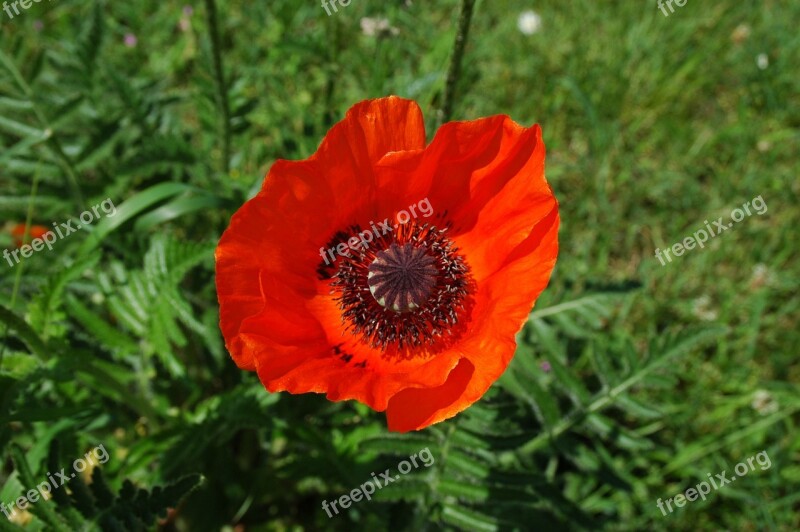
[[204, 0, 232, 175], [437, 0, 476, 127]]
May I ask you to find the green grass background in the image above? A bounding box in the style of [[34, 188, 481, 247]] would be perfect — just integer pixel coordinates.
[[0, 0, 798, 530]]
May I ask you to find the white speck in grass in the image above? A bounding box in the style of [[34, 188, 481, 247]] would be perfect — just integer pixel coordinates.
[[756, 53, 769, 70], [517, 10, 542, 36], [749, 263, 772, 289], [731, 23, 751, 44], [691, 295, 718, 322], [360, 17, 399, 38], [751, 389, 778, 415]]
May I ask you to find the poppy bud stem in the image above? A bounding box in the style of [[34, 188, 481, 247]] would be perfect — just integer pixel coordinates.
[[437, 0, 477, 128], [203, 0, 232, 175]]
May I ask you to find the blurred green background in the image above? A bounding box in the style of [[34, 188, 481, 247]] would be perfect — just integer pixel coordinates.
[[0, 0, 798, 530]]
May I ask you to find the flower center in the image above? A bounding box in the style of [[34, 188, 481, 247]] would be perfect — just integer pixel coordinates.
[[319, 220, 473, 351], [368, 243, 438, 312]]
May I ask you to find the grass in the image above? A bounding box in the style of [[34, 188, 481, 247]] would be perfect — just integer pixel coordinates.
[[0, 0, 798, 530]]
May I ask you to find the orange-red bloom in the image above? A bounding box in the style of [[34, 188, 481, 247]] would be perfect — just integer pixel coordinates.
[[215, 96, 559, 432], [10, 223, 53, 248]]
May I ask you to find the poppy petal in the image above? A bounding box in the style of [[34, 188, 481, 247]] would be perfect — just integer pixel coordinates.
[[216, 97, 426, 371], [216, 96, 560, 432], [386, 205, 559, 431]]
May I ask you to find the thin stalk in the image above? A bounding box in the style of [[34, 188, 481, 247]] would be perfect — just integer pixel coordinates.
[[322, 12, 340, 128], [204, 0, 232, 175], [437, 0, 477, 128]]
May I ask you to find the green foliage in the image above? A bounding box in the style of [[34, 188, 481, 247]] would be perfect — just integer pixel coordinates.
[[4, 442, 201, 531], [89, 233, 214, 377], [0, 0, 797, 531], [352, 289, 728, 531]]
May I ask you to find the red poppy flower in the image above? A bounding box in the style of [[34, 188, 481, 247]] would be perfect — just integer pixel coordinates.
[[215, 96, 559, 432], [10, 223, 53, 248]]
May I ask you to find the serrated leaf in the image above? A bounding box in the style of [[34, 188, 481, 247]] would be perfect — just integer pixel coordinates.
[[371, 478, 430, 502], [542, 352, 591, 405], [359, 434, 438, 456], [446, 451, 490, 478], [437, 478, 488, 501], [65, 295, 139, 352], [441, 504, 499, 532], [614, 394, 662, 420], [0, 304, 51, 360], [0, 114, 43, 138]]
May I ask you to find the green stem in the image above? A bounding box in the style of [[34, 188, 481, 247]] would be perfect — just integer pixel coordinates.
[[437, 0, 476, 127], [322, 14, 340, 127], [204, 0, 232, 175]]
